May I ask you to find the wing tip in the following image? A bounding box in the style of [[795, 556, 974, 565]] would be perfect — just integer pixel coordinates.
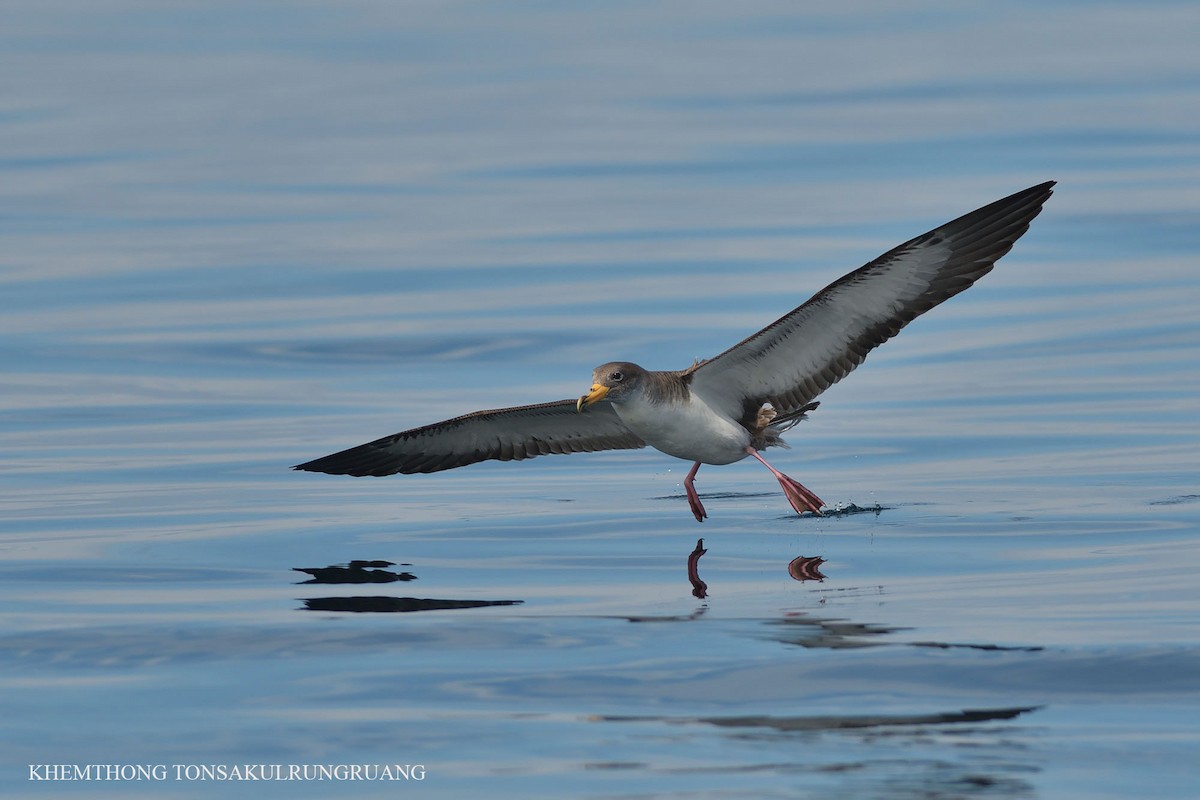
[[1013, 179, 1056, 210], [291, 447, 394, 477]]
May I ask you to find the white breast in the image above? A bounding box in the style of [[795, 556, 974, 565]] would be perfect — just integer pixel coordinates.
[[613, 392, 750, 465]]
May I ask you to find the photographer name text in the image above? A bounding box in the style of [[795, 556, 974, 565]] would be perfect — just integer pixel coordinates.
[[29, 763, 426, 782]]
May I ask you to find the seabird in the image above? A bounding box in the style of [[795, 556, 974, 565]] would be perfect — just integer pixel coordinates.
[[295, 181, 1055, 521]]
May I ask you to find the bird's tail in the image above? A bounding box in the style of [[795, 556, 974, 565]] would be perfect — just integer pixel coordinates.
[[754, 401, 820, 449]]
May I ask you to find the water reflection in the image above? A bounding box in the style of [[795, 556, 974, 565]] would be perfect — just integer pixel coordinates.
[[787, 555, 827, 582], [595, 706, 1043, 797], [683, 537, 828, 598], [624, 607, 709, 623], [295, 560, 523, 614], [686, 537, 708, 598], [301, 596, 523, 613], [909, 640, 1044, 654], [294, 560, 415, 584], [600, 704, 1040, 732], [765, 614, 902, 650], [764, 612, 1044, 654]]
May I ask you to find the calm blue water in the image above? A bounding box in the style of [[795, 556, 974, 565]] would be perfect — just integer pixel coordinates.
[[3, 2, 1199, 798]]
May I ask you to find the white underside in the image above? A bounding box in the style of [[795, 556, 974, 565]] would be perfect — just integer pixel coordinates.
[[612, 392, 751, 465]]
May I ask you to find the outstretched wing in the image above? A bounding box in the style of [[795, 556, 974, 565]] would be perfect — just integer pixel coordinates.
[[689, 181, 1054, 422], [293, 398, 645, 476]]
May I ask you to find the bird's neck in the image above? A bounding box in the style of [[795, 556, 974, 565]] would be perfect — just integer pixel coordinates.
[[638, 370, 692, 406]]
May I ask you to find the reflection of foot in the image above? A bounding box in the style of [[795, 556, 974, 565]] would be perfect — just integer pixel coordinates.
[[687, 538, 708, 598], [787, 555, 827, 582]]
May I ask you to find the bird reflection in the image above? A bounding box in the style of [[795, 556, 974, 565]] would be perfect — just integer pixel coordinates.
[[303, 596, 523, 613], [597, 704, 1041, 731], [294, 560, 415, 584], [294, 559, 522, 613]]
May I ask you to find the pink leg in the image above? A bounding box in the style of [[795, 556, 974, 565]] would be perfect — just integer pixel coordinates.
[[683, 460, 707, 522], [745, 447, 824, 516]]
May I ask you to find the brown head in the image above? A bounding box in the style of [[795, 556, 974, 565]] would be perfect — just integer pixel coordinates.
[[576, 362, 646, 412]]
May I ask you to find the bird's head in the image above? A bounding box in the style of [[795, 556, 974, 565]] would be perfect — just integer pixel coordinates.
[[577, 362, 643, 412]]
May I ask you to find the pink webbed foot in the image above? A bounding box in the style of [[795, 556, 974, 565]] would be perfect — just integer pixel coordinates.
[[683, 460, 707, 522], [775, 471, 824, 516], [745, 447, 824, 516]]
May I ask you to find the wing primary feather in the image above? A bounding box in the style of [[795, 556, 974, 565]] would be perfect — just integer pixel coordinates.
[[293, 398, 645, 477]]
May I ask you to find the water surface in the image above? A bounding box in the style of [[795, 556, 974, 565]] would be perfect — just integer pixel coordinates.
[[3, 2, 1199, 798]]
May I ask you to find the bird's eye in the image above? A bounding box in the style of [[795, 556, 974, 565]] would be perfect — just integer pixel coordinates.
[[610, 371, 624, 382]]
